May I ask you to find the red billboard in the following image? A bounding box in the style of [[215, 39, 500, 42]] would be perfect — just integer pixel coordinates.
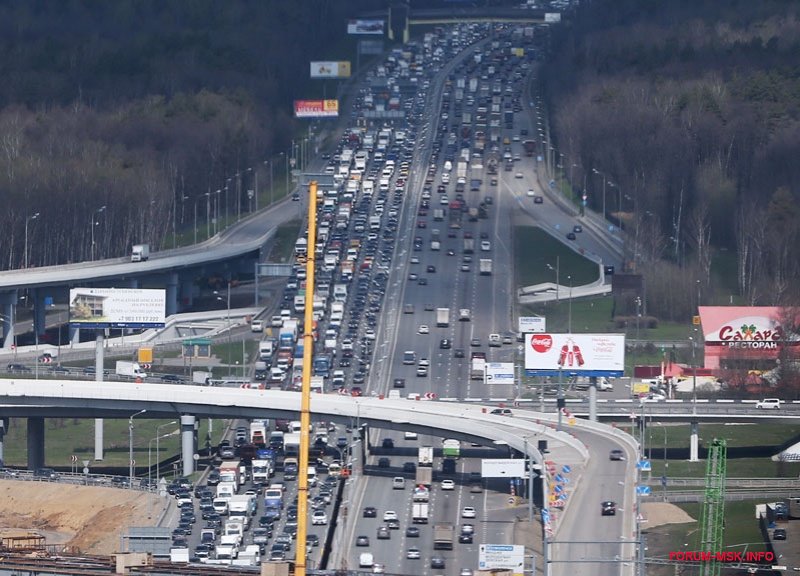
[[293, 99, 339, 118]]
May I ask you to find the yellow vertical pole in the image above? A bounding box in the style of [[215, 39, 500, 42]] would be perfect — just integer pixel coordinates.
[[296, 181, 317, 576]]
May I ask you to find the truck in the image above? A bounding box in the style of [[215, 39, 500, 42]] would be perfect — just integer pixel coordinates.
[[433, 523, 454, 550], [418, 446, 434, 467], [215, 543, 238, 560], [469, 77, 478, 93], [283, 433, 301, 458], [463, 238, 474, 254], [470, 352, 486, 381], [504, 110, 514, 128], [282, 457, 299, 481], [258, 339, 275, 361], [228, 495, 256, 528], [232, 545, 260, 566], [443, 439, 461, 458], [251, 459, 273, 485], [250, 421, 267, 446], [523, 140, 536, 157], [412, 502, 430, 524], [115, 361, 147, 379], [218, 461, 240, 490], [170, 547, 190, 563], [294, 237, 308, 256], [430, 240, 440, 251], [279, 320, 298, 349], [313, 354, 332, 378], [448, 200, 463, 229], [436, 308, 449, 328], [433, 208, 445, 222], [468, 207, 479, 222], [479, 258, 493, 276], [415, 467, 433, 487], [131, 244, 150, 262], [192, 370, 212, 385]]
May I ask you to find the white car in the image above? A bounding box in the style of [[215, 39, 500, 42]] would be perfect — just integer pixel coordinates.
[[515, 172, 523, 179], [480, 241, 491, 251], [364, 329, 376, 340], [404, 431, 418, 440], [755, 398, 781, 409], [441, 479, 455, 491], [410, 256, 420, 264], [418, 325, 429, 334], [250, 320, 263, 333], [461, 506, 477, 519], [640, 393, 666, 403], [407, 547, 421, 559], [312, 510, 328, 525], [526, 189, 535, 197], [383, 510, 398, 522]]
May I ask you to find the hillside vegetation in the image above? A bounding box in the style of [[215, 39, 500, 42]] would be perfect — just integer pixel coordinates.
[[0, 0, 374, 267], [543, 0, 800, 317]]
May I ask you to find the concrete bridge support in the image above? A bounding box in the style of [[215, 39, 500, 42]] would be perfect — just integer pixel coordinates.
[[1, 290, 17, 349], [27, 417, 45, 470], [181, 415, 197, 477], [165, 273, 179, 317], [32, 288, 47, 341], [0, 418, 7, 465], [689, 420, 700, 462]]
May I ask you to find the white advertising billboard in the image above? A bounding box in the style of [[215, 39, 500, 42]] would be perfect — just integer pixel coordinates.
[[347, 19, 385, 35], [481, 458, 525, 478], [69, 288, 166, 329], [479, 544, 525, 575], [310, 61, 352, 79], [485, 362, 514, 385], [524, 333, 625, 377], [545, 12, 562, 23], [519, 316, 546, 333]]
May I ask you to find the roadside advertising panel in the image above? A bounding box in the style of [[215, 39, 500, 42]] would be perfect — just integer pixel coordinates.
[[310, 61, 352, 79], [519, 316, 546, 333], [69, 288, 166, 329], [485, 362, 514, 385], [481, 459, 525, 478], [524, 333, 625, 377], [544, 13, 562, 23], [479, 544, 525, 575], [347, 19, 385, 35], [294, 99, 339, 118]]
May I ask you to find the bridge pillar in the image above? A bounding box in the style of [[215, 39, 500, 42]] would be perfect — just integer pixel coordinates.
[[27, 417, 46, 470], [0, 290, 18, 349], [181, 415, 196, 476], [69, 325, 80, 345], [0, 418, 7, 465], [588, 380, 597, 422], [689, 420, 700, 462], [165, 273, 179, 317], [32, 288, 47, 341], [180, 278, 194, 309]]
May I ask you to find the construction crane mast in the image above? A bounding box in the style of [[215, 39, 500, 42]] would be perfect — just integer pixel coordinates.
[[699, 438, 727, 576]]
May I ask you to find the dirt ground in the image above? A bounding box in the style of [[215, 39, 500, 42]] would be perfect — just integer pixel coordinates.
[[0, 480, 160, 555], [641, 501, 695, 528]]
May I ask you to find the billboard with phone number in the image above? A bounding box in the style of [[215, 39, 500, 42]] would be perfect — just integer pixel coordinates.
[[294, 99, 339, 118], [69, 288, 166, 329], [524, 333, 625, 377]]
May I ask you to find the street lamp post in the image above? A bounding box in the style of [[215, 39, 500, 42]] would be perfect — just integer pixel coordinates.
[[90, 205, 106, 261], [567, 275, 573, 334], [24, 212, 40, 268], [547, 256, 560, 302], [268, 159, 274, 206], [129, 409, 147, 488], [151, 420, 178, 484]]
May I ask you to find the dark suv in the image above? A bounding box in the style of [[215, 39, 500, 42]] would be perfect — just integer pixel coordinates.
[[33, 467, 58, 480]]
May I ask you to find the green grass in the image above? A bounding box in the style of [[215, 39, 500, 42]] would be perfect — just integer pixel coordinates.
[[211, 339, 259, 376], [2, 417, 227, 470], [268, 219, 303, 263], [514, 226, 600, 287]]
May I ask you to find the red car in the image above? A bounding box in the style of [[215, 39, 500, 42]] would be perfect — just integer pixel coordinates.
[[350, 387, 363, 397]]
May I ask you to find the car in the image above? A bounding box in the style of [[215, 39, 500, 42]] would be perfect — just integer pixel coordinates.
[[460, 523, 475, 535], [306, 533, 320, 547], [372, 564, 386, 574], [363, 506, 377, 518], [403, 304, 414, 314], [601, 501, 616, 516], [459, 533, 474, 544], [416, 366, 428, 377], [480, 240, 491, 251], [440, 338, 451, 349], [573, 225, 583, 233], [756, 398, 781, 409], [402, 462, 416, 473], [526, 189, 535, 197], [431, 556, 446, 569], [408, 273, 418, 281], [382, 438, 395, 449], [376, 526, 391, 539], [383, 511, 398, 522], [393, 378, 406, 389], [534, 195, 544, 204], [418, 277, 428, 285], [470, 338, 481, 347], [460, 570, 474, 576], [427, 265, 436, 273], [567, 232, 577, 240], [773, 528, 787, 540], [350, 386, 363, 396], [424, 303, 435, 311], [378, 457, 391, 467], [454, 348, 465, 358], [441, 479, 455, 490], [404, 431, 418, 440], [461, 506, 477, 518], [407, 547, 421, 559], [418, 324, 429, 334], [609, 449, 625, 461], [410, 256, 419, 264], [490, 408, 512, 416], [356, 535, 370, 547]]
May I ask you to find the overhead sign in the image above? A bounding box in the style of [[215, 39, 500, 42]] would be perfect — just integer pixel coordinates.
[[294, 99, 339, 118], [519, 316, 546, 333], [69, 288, 165, 329], [479, 544, 525, 575], [481, 459, 525, 478], [485, 362, 514, 385], [545, 13, 562, 23], [310, 61, 351, 79], [524, 333, 625, 377], [347, 19, 385, 35]]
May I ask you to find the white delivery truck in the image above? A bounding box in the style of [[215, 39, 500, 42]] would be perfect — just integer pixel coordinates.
[[436, 308, 449, 327], [412, 502, 429, 524], [131, 244, 150, 262], [115, 361, 147, 379], [192, 370, 212, 385]]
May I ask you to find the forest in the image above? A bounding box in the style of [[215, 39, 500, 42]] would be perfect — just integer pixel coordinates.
[[0, 0, 377, 267], [542, 0, 800, 317]]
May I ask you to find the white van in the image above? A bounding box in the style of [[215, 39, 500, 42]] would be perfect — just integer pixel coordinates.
[[392, 477, 406, 490], [307, 466, 318, 487], [359, 553, 374, 568]]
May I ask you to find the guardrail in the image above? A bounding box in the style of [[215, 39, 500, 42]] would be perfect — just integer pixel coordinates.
[[644, 477, 800, 488], [643, 489, 798, 503], [1, 469, 157, 492]]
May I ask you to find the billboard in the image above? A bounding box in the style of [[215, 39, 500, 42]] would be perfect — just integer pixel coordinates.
[[481, 459, 525, 478], [310, 61, 351, 79], [347, 19, 385, 35], [485, 362, 514, 385], [69, 288, 166, 329], [294, 99, 339, 118], [544, 13, 562, 23], [479, 544, 525, 576], [698, 306, 796, 348], [524, 333, 625, 377], [519, 316, 546, 333]]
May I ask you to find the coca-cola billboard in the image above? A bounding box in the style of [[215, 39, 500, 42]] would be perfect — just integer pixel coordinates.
[[524, 333, 625, 376]]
